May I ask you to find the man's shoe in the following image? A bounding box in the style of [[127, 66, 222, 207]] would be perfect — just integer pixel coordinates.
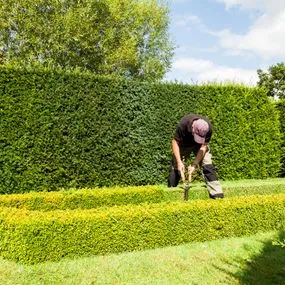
[[210, 193, 224, 199]]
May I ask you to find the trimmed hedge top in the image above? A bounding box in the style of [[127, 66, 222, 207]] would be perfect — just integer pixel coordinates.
[[0, 193, 284, 223], [0, 185, 164, 210]]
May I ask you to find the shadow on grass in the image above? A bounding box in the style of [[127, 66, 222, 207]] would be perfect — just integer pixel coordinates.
[[218, 230, 285, 285]]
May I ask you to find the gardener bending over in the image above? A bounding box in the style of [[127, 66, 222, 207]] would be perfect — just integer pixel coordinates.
[[168, 114, 224, 199]]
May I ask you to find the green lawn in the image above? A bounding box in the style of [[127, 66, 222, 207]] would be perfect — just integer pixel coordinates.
[[0, 230, 284, 285]]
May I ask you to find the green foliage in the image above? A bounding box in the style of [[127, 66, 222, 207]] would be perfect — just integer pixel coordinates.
[[257, 62, 285, 99], [273, 240, 285, 248], [149, 83, 281, 181], [0, 194, 284, 264], [0, 66, 282, 193], [0, 0, 173, 81], [0, 186, 164, 210], [1, 180, 285, 210], [276, 100, 285, 177], [197, 85, 281, 180]]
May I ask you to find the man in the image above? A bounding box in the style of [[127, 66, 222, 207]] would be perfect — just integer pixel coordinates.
[[168, 114, 224, 199]]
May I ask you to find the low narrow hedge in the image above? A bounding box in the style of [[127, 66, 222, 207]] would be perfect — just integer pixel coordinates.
[[0, 185, 163, 211], [1, 182, 285, 211], [164, 181, 285, 201], [0, 194, 284, 264]]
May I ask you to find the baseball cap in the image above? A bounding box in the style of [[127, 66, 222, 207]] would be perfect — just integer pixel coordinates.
[[192, 119, 209, 144]]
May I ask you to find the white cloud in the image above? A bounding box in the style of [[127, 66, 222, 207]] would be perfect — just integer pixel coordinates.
[[213, 1, 285, 58], [216, 0, 263, 11], [169, 0, 189, 4], [169, 57, 258, 85], [197, 66, 258, 85], [217, 0, 285, 14], [173, 14, 201, 27], [214, 11, 285, 58], [173, 58, 213, 72]]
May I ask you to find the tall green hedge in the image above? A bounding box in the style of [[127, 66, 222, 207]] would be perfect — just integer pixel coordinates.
[[277, 100, 285, 177], [0, 66, 281, 193]]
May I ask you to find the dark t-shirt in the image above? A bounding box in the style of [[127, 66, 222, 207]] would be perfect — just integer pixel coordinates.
[[174, 114, 212, 148]]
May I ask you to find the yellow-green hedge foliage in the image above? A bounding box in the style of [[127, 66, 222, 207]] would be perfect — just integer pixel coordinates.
[[0, 185, 163, 210], [0, 194, 284, 264]]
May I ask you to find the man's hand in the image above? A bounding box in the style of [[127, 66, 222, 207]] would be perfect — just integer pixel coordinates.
[[177, 160, 185, 183], [187, 164, 196, 182]]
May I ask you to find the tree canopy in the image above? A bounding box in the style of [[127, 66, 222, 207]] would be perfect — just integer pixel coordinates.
[[0, 0, 174, 81], [257, 62, 285, 99]]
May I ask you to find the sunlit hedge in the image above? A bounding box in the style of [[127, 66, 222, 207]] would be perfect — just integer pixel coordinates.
[[0, 194, 284, 264], [0, 185, 164, 210], [1, 182, 285, 209]]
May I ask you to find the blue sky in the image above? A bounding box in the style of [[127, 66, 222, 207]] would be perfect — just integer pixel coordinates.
[[165, 0, 285, 85]]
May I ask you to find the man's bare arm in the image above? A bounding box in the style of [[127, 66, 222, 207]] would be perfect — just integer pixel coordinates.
[[172, 139, 185, 182], [193, 144, 208, 166]]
